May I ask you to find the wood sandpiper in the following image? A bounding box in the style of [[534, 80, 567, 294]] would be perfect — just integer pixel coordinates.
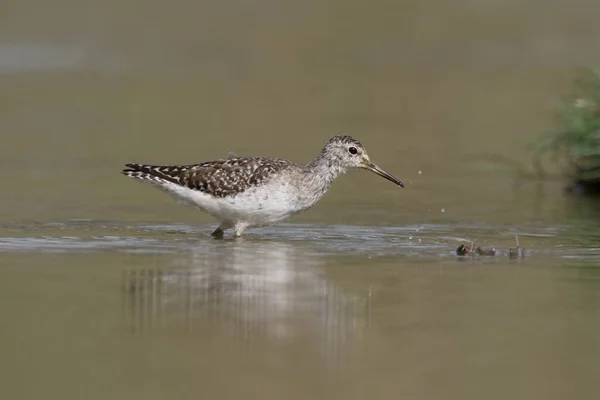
[[121, 135, 403, 238]]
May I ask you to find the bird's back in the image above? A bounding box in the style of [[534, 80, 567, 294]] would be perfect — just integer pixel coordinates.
[[122, 157, 299, 198]]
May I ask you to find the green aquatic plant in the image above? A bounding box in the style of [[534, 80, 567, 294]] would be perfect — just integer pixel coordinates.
[[535, 69, 600, 192]]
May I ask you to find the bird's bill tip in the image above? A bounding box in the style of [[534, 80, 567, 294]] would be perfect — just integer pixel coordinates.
[[362, 162, 404, 187]]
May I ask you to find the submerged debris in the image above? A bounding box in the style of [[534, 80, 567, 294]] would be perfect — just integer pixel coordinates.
[[456, 240, 476, 256], [508, 235, 526, 259], [456, 235, 526, 258], [456, 244, 472, 256], [475, 247, 497, 256]]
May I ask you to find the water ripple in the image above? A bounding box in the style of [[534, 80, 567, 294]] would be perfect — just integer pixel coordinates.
[[1, 219, 594, 260]]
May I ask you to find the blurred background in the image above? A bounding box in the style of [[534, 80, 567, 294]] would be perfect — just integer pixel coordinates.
[[1, 1, 600, 399], [3, 0, 600, 224]]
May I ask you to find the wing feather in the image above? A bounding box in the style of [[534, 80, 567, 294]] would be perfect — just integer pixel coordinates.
[[122, 157, 294, 198]]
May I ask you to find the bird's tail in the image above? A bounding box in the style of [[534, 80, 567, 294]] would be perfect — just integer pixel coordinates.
[[121, 163, 180, 186]]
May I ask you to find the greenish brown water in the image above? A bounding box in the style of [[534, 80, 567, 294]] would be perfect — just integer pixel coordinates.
[[2, 1, 600, 399]]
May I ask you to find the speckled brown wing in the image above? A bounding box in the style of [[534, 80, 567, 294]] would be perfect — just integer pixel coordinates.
[[122, 157, 294, 198]]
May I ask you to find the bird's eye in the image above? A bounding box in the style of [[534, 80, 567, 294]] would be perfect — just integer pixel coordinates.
[[348, 147, 358, 155]]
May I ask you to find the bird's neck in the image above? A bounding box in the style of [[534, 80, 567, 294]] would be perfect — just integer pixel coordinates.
[[301, 154, 346, 204]]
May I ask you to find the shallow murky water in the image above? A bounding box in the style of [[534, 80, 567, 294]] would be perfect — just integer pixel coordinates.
[[2, 1, 600, 399], [2, 218, 600, 399]]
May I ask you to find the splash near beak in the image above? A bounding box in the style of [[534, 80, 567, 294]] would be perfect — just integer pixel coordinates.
[[362, 162, 404, 187]]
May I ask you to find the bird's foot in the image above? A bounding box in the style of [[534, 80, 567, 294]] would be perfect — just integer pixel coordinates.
[[232, 222, 249, 238]]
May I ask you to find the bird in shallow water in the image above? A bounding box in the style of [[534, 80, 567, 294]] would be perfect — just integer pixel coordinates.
[[121, 135, 403, 238]]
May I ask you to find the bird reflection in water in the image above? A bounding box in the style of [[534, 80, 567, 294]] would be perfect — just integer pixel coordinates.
[[123, 242, 369, 366]]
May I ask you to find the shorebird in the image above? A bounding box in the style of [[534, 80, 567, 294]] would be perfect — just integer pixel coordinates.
[[121, 135, 403, 238]]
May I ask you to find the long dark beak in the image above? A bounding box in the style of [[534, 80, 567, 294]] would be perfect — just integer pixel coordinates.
[[362, 162, 404, 187]]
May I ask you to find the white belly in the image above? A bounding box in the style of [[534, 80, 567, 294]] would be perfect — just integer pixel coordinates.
[[158, 180, 308, 227]]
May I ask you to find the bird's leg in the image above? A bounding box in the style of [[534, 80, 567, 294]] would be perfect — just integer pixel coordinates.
[[211, 221, 232, 238], [211, 228, 224, 238], [232, 222, 249, 238]]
